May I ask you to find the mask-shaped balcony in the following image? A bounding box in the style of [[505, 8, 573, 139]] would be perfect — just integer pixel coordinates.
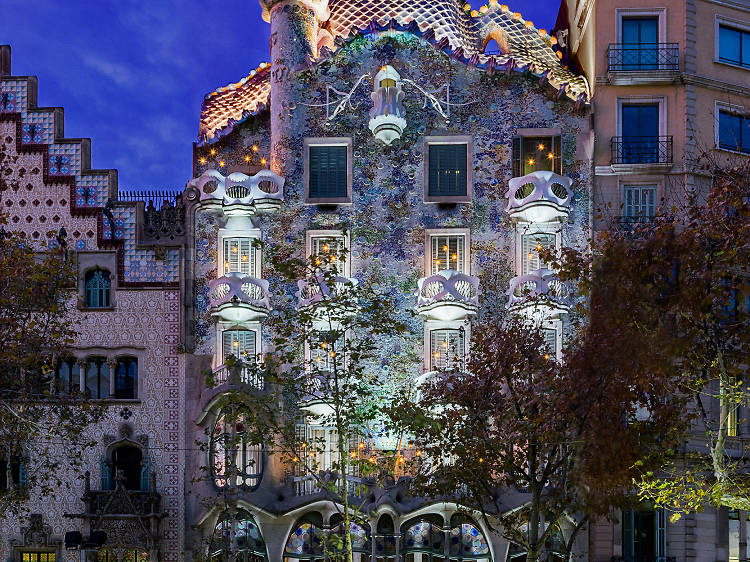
[[296, 274, 358, 311], [505, 171, 573, 223], [507, 268, 569, 321], [208, 272, 271, 323], [190, 169, 285, 215], [297, 373, 335, 419], [415, 270, 479, 321]]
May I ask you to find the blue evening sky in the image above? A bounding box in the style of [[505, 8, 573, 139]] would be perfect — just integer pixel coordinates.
[[1, 1, 561, 190]]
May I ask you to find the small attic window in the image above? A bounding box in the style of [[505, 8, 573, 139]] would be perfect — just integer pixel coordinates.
[[380, 77, 397, 88], [484, 39, 501, 55]]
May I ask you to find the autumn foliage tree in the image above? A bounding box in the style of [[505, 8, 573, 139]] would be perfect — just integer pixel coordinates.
[[556, 162, 750, 517]]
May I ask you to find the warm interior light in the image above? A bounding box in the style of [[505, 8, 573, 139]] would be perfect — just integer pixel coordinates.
[[244, 155, 251, 162], [252, 145, 259, 152], [232, 246, 238, 253], [241, 255, 247, 262], [528, 158, 535, 166], [416, 450, 422, 456], [536, 243, 542, 251], [547, 152, 555, 160], [434, 351, 440, 358], [260, 158, 267, 165], [219, 160, 225, 167], [441, 340, 448, 348], [359, 442, 365, 448], [451, 254, 457, 260], [544, 353, 550, 360], [528, 252, 534, 260], [443, 245, 449, 251], [199, 157, 206, 164], [320, 342, 327, 348], [210, 149, 216, 155], [323, 244, 329, 252], [538, 143, 545, 151], [233, 340, 239, 348]]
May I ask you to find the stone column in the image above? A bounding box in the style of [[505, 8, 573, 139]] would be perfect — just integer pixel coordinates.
[[263, 0, 329, 182]]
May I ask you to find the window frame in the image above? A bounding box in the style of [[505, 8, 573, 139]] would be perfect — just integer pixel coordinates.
[[83, 268, 113, 309], [615, 8, 667, 44], [424, 228, 470, 276], [19, 553, 57, 562], [715, 102, 750, 155], [512, 130, 563, 177], [217, 227, 262, 278], [114, 356, 138, 400], [423, 135, 473, 203], [214, 322, 262, 370], [303, 137, 353, 204], [305, 230, 350, 277], [715, 15, 750, 70], [423, 321, 471, 374], [622, 184, 658, 219], [515, 224, 560, 277], [616, 96, 667, 139]]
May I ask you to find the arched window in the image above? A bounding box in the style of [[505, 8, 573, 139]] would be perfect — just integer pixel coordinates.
[[85, 357, 110, 399], [55, 358, 79, 394], [449, 515, 491, 561], [210, 509, 267, 561], [115, 357, 137, 399], [111, 445, 143, 491], [85, 269, 111, 308], [209, 410, 264, 489], [375, 514, 397, 561], [401, 515, 445, 561], [284, 515, 369, 561]]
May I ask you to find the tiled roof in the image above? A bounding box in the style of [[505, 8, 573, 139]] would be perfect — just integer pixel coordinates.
[[198, 1, 589, 144]]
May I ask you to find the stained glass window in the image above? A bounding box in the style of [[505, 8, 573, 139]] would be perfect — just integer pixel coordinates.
[[85, 269, 111, 308], [211, 510, 267, 561]]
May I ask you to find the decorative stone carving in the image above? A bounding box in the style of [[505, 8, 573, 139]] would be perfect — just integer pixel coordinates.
[[143, 198, 186, 243], [369, 65, 407, 145]]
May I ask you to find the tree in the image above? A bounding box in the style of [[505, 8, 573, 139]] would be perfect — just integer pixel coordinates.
[[391, 305, 684, 562], [201, 235, 409, 561], [0, 138, 105, 517], [558, 162, 750, 518]]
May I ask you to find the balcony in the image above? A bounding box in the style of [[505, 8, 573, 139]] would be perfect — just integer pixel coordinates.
[[507, 268, 569, 321], [505, 171, 573, 223], [415, 270, 479, 321], [190, 168, 285, 214], [208, 272, 271, 322], [210, 363, 264, 390], [607, 43, 680, 85], [298, 373, 334, 418], [610, 136, 673, 173], [296, 274, 359, 318]]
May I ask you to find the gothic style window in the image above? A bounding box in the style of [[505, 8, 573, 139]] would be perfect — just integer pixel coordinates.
[[55, 358, 79, 394], [223, 237, 258, 276], [111, 445, 143, 491], [85, 269, 111, 308], [512, 135, 562, 176], [210, 410, 264, 489], [521, 232, 556, 275], [85, 357, 110, 399], [430, 329, 465, 372], [430, 234, 466, 274], [211, 510, 267, 561], [115, 357, 137, 399]]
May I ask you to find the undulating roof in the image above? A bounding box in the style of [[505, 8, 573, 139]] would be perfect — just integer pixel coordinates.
[[198, 1, 587, 145]]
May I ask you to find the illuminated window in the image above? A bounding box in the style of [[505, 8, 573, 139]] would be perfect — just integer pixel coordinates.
[[430, 329, 465, 372], [21, 554, 56, 562], [512, 136, 562, 176], [223, 238, 258, 276], [521, 233, 556, 275], [210, 410, 264, 489], [222, 330, 257, 364], [310, 235, 347, 276], [211, 510, 267, 561], [430, 234, 466, 274]]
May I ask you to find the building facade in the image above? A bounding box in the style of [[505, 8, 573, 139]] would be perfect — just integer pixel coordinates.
[[559, 0, 750, 560]]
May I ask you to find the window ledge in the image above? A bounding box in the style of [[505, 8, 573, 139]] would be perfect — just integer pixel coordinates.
[[91, 398, 141, 404], [715, 146, 750, 157], [607, 69, 681, 86], [714, 59, 750, 72], [78, 305, 116, 312], [424, 196, 472, 204]]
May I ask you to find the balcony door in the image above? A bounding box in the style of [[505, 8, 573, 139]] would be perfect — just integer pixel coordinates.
[[622, 104, 659, 163], [622, 17, 658, 69]]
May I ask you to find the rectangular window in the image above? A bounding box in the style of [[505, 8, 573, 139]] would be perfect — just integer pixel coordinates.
[[309, 331, 345, 373], [543, 328, 557, 358], [621, 16, 659, 70], [222, 329, 257, 364], [622, 507, 666, 562], [428, 144, 468, 197], [55, 359, 79, 395], [719, 25, 750, 68], [522, 232, 556, 275], [309, 234, 347, 276], [223, 238, 257, 276], [430, 235, 466, 275], [22, 554, 56, 562], [306, 140, 351, 203], [624, 185, 657, 219], [430, 329, 465, 372], [728, 509, 750, 562], [0, 457, 24, 490], [512, 136, 562, 177], [620, 104, 660, 163], [719, 110, 750, 154], [85, 358, 110, 399]]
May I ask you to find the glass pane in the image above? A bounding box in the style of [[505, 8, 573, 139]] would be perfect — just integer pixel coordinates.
[[428, 144, 467, 197], [521, 137, 557, 175], [522, 233, 555, 274], [223, 330, 256, 363], [86, 359, 109, 399], [743, 31, 750, 67], [624, 185, 656, 218], [309, 145, 347, 199], [742, 116, 750, 153], [720, 111, 741, 150], [430, 329, 465, 371], [430, 235, 465, 274], [720, 26, 742, 65], [224, 238, 256, 276], [311, 235, 346, 275]]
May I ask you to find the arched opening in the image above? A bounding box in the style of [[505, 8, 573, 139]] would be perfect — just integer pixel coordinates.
[[375, 514, 397, 561], [449, 514, 491, 561], [284, 514, 369, 561], [112, 445, 143, 491], [483, 39, 501, 55], [210, 509, 267, 561], [209, 409, 264, 490], [85, 357, 110, 399], [85, 268, 111, 308], [115, 357, 137, 399], [401, 514, 445, 561]]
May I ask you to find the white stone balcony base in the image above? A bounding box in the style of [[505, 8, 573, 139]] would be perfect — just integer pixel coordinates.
[[505, 171, 573, 223]]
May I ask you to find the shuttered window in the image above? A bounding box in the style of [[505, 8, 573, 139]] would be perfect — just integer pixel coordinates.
[[309, 331, 344, 372], [310, 235, 347, 275], [309, 145, 348, 199], [430, 329, 465, 372], [222, 330, 256, 363], [223, 238, 257, 276], [512, 135, 562, 176], [522, 233, 556, 274], [428, 144, 468, 197], [430, 235, 466, 274], [543, 328, 557, 358], [624, 185, 656, 219]]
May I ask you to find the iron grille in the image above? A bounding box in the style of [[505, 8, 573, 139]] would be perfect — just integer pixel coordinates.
[[610, 136, 673, 165], [607, 43, 679, 71], [117, 189, 182, 208]]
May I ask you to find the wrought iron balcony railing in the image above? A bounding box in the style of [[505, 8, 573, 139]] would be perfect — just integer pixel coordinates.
[[210, 363, 264, 390], [607, 43, 679, 72], [611, 136, 673, 165], [614, 215, 656, 230]]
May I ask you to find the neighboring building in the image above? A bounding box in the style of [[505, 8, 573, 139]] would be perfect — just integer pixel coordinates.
[[558, 0, 750, 560], [0, 45, 186, 562]]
